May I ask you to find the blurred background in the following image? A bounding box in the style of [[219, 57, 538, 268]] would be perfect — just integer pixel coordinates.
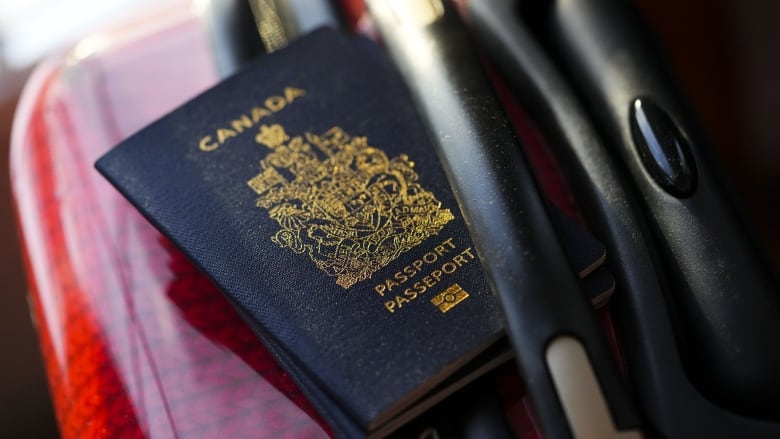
[[0, 0, 777, 436]]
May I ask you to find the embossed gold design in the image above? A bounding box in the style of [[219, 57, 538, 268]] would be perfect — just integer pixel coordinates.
[[431, 284, 469, 313], [248, 124, 454, 288]]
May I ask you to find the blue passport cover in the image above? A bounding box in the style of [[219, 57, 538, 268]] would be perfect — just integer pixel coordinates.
[[96, 28, 609, 437], [96, 28, 505, 435]]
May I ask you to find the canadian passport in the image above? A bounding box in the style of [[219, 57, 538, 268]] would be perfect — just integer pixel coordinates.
[[96, 28, 609, 438]]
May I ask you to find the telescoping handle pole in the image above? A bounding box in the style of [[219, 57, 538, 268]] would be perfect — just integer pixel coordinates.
[[366, 1, 643, 438]]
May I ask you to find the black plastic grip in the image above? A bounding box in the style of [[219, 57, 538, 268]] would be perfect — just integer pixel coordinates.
[[366, 1, 640, 437], [466, 0, 780, 436], [540, 0, 780, 420]]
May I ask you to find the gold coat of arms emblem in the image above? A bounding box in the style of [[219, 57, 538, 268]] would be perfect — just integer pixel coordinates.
[[248, 124, 454, 288]]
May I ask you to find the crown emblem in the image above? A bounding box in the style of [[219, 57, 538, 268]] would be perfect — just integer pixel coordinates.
[[255, 124, 289, 148], [247, 124, 454, 288]]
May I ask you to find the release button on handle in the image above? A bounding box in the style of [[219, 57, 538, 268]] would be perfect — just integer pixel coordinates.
[[630, 97, 698, 197]]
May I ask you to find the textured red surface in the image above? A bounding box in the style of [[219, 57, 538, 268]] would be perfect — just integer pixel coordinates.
[[11, 6, 329, 438]]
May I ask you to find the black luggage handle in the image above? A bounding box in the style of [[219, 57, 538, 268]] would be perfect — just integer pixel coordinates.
[[366, 1, 643, 437], [466, 0, 780, 436]]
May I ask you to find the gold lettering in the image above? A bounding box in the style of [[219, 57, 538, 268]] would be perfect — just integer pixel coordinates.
[[230, 115, 253, 133], [381, 238, 482, 314], [394, 271, 409, 284], [198, 87, 306, 151], [284, 86, 306, 102], [217, 128, 237, 144], [199, 135, 219, 151], [265, 96, 287, 112], [433, 239, 456, 256], [442, 262, 458, 274], [251, 106, 272, 123], [452, 255, 468, 267], [385, 278, 400, 292]]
